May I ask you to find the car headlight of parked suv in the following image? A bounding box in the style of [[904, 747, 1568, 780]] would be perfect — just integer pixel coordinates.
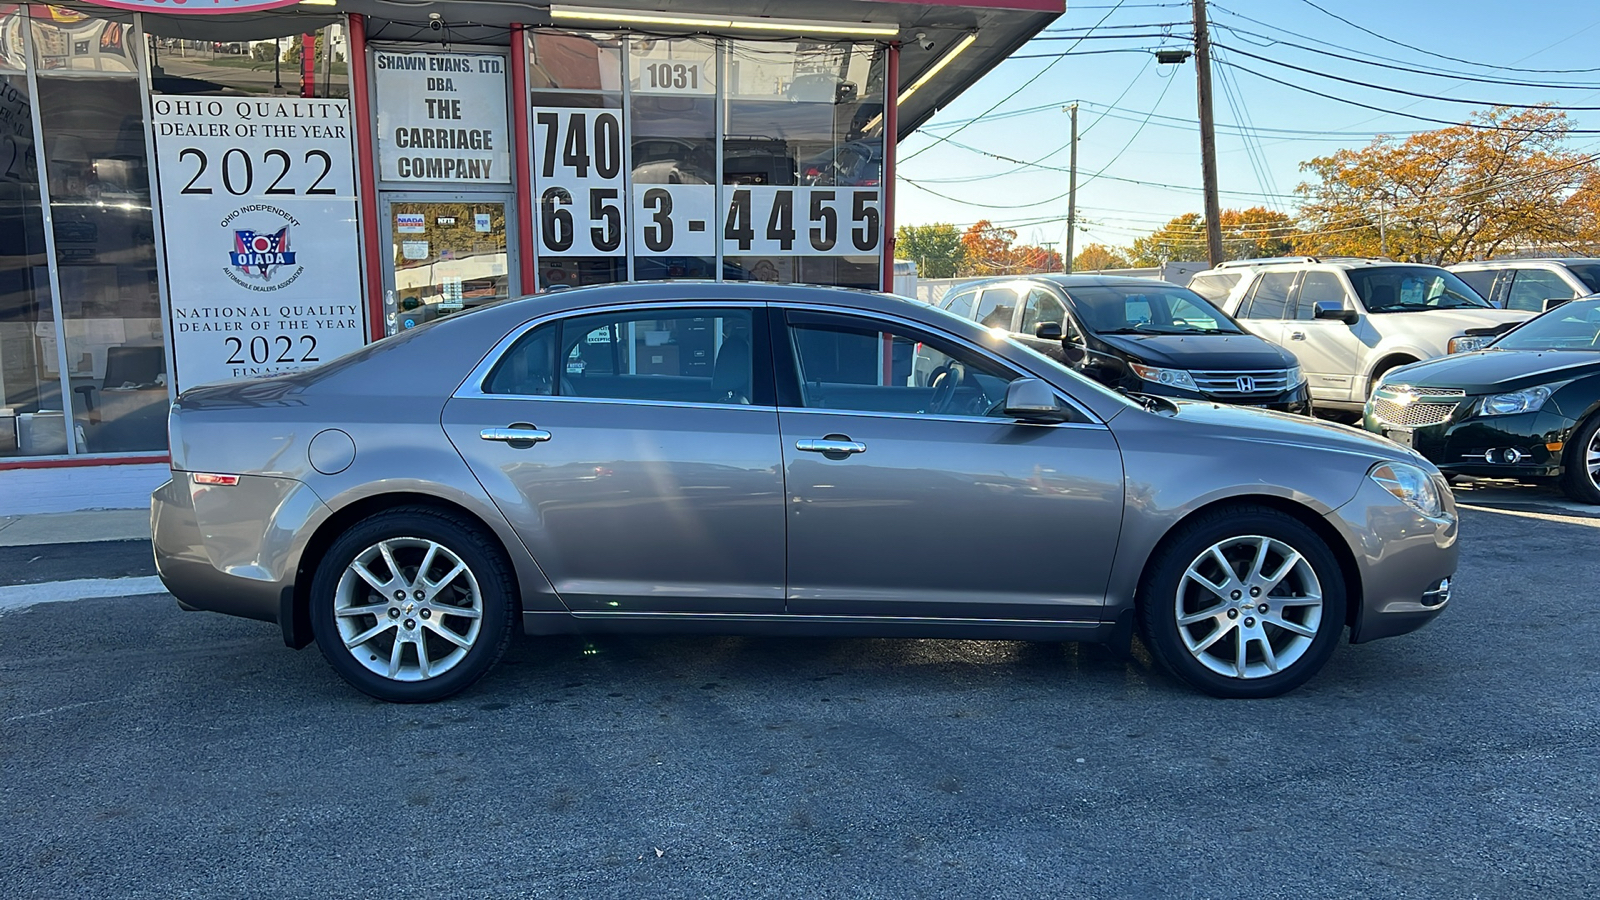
[[1477, 383, 1564, 416], [1447, 334, 1497, 354], [1128, 362, 1198, 391], [1286, 364, 1304, 386], [1369, 462, 1446, 517]]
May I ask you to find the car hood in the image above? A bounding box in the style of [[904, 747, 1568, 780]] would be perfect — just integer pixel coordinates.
[[1092, 332, 1297, 369], [1369, 307, 1529, 331], [1383, 349, 1600, 394], [1136, 398, 1427, 463]]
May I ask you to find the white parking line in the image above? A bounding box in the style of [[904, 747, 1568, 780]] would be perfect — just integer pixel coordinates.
[[0, 576, 169, 613], [1457, 504, 1600, 528]]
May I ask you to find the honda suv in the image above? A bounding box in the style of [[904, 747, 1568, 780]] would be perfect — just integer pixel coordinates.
[[1190, 258, 1530, 413], [939, 275, 1310, 413]]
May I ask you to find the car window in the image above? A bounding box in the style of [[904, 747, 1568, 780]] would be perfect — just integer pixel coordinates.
[[1239, 272, 1295, 319], [1504, 269, 1577, 312], [552, 308, 756, 404], [1292, 271, 1347, 320], [1566, 264, 1600, 294], [1453, 268, 1500, 302], [942, 288, 976, 320], [785, 312, 1020, 418], [1065, 283, 1242, 334], [484, 323, 557, 395], [1493, 299, 1600, 350], [1348, 266, 1490, 312], [975, 286, 1020, 330], [1187, 271, 1241, 304], [1019, 287, 1067, 335]]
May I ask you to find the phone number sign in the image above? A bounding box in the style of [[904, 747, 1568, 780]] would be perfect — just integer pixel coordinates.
[[531, 107, 882, 260]]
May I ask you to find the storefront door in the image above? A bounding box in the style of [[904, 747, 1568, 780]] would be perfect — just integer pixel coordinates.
[[381, 196, 517, 335]]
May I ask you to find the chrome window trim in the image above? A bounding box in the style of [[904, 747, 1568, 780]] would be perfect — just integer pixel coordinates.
[[778, 406, 1108, 431], [772, 301, 1106, 426], [453, 299, 769, 400]]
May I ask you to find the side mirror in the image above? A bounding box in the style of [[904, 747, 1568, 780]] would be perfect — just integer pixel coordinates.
[[1003, 377, 1070, 422], [1034, 321, 1063, 341], [1313, 300, 1359, 325]]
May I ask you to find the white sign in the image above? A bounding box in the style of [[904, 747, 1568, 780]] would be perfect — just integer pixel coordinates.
[[374, 50, 509, 184], [401, 241, 429, 260], [532, 107, 625, 257], [630, 43, 715, 96], [152, 97, 366, 392], [396, 213, 424, 233], [722, 186, 881, 257], [474, 212, 491, 232], [633, 184, 715, 257]]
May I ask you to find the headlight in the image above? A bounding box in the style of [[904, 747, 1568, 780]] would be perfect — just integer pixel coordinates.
[[1448, 334, 1496, 354], [1286, 364, 1304, 386], [1478, 385, 1557, 416], [1370, 462, 1445, 518], [1128, 362, 1198, 391]]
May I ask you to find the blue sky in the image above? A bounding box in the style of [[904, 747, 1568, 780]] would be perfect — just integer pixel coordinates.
[[894, 0, 1600, 255]]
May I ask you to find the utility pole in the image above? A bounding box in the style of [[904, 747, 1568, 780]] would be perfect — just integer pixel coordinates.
[[1192, 0, 1223, 266], [1065, 102, 1079, 272]]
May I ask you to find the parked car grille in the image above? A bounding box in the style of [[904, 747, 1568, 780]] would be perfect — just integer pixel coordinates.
[[1190, 369, 1294, 396], [1370, 385, 1467, 427]]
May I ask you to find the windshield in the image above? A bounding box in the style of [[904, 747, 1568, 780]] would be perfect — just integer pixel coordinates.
[[1064, 284, 1244, 335], [1349, 267, 1491, 312], [1566, 264, 1600, 295], [1493, 298, 1600, 351]]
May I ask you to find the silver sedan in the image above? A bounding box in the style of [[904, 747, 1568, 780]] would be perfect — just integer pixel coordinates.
[[152, 282, 1458, 701]]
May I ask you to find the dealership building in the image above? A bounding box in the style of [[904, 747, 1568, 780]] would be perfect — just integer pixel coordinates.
[[0, 0, 1060, 511]]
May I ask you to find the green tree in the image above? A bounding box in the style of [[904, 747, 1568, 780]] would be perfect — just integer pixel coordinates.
[[895, 223, 966, 278]]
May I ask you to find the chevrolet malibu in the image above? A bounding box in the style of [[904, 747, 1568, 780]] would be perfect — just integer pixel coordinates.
[[153, 283, 1458, 702]]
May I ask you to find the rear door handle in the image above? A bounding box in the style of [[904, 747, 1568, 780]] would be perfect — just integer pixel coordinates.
[[1290, 331, 1307, 340], [796, 438, 866, 455], [481, 425, 552, 445]]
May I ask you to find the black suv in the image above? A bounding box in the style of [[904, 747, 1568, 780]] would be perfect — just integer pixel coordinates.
[[940, 274, 1311, 413]]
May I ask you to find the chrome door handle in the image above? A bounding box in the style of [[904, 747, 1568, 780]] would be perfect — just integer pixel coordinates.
[[481, 426, 552, 445], [1290, 331, 1307, 340], [796, 438, 866, 455]]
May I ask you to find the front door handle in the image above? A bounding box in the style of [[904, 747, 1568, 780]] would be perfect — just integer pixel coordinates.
[[1290, 331, 1307, 341], [796, 437, 866, 456], [481, 425, 552, 446]]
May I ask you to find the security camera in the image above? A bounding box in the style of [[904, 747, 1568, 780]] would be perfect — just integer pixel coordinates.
[[916, 32, 935, 52], [428, 12, 443, 31]]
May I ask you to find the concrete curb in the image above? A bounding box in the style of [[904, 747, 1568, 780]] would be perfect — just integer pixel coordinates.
[[0, 509, 151, 547]]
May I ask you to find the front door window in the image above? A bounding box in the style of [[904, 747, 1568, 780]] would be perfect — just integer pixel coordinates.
[[388, 201, 510, 333]]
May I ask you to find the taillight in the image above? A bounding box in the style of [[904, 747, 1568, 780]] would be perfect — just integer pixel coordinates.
[[191, 473, 240, 486]]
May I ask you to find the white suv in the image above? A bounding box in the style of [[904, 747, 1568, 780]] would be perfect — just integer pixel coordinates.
[[1188, 258, 1531, 412]]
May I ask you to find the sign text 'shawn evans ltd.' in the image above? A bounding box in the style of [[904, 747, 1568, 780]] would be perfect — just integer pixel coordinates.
[[374, 50, 510, 184], [152, 97, 366, 391]]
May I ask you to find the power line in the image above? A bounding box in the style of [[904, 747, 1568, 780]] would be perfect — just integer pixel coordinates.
[[899, 0, 1133, 165], [1291, 0, 1600, 75]]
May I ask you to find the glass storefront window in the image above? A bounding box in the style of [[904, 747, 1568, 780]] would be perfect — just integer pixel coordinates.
[[527, 30, 621, 92], [390, 200, 509, 328], [144, 23, 348, 98], [29, 5, 138, 75], [37, 18, 166, 455], [0, 67, 68, 456], [629, 35, 716, 281]]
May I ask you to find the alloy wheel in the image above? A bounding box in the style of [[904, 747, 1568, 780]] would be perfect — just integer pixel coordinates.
[[1174, 535, 1324, 680], [1587, 428, 1600, 489], [333, 537, 484, 682]]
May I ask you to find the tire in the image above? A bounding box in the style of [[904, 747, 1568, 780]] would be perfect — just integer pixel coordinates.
[[310, 506, 516, 703], [1137, 505, 1348, 699], [1558, 413, 1600, 505]]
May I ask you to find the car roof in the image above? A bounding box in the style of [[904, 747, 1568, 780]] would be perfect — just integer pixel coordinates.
[[1450, 258, 1597, 267], [953, 274, 1190, 290]]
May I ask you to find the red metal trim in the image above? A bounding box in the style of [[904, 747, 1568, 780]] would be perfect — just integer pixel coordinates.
[[510, 24, 537, 295], [880, 42, 899, 293], [0, 454, 168, 471], [348, 14, 386, 342]]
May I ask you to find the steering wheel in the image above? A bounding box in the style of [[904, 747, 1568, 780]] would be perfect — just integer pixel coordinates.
[[927, 362, 965, 414]]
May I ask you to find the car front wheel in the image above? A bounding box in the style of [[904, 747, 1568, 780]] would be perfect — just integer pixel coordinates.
[[1559, 413, 1600, 505], [1138, 506, 1347, 698], [310, 507, 516, 702]]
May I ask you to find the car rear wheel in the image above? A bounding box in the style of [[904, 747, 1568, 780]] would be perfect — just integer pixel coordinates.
[[1558, 414, 1600, 504], [1137, 506, 1347, 698], [310, 507, 516, 702]]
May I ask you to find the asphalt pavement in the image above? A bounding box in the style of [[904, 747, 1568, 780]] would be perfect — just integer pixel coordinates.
[[0, 503, 1596, 899]]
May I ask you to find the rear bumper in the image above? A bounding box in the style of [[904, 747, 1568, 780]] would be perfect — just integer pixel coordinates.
[[1325, 476, 1459, 644], [152, 474, 330, 628]]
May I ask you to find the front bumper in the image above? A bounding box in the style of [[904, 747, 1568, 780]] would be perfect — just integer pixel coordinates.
[[152, 473, 331, 630], [1325, 474, 1458, 643], [1362, 405, 1574, 479]]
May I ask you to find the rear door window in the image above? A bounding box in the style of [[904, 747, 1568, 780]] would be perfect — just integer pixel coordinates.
[[1239, 272, 1296, 319], [1504, 269, 1578, 312]]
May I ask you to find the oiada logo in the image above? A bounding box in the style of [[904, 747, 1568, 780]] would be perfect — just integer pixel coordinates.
[[220, 206, 305, 292], [232, 227, 296, 279]]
